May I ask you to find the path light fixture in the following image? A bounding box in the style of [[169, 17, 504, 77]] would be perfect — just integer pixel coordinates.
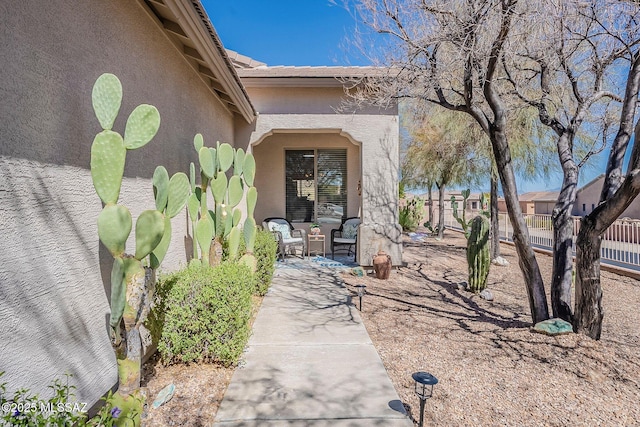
[[355, 284, 366, 311], [412, 371, 438, 427]]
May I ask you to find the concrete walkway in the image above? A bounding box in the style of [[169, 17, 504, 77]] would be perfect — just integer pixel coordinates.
[[214, 258, 412, 426]]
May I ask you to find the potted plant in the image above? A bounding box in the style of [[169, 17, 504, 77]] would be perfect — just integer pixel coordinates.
[[310, 222, 321, 235]]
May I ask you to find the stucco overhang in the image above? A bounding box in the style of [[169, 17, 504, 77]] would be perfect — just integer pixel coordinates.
[[140, 0, 256, 122], [237, 66, 390, 88]]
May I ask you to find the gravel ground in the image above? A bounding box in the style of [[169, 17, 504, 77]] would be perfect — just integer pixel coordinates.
[[342, 229, 640, 427], [140, 229, 640, 426]]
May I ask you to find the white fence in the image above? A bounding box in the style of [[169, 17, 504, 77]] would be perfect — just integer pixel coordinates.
[[440, 209, 640, 270]]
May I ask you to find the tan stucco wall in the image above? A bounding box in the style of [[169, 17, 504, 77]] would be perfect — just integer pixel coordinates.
[[1, 0, 235, 406], [236, 82, 401, 265], [252, 132, 361, 251], [573, 176, 640, 219]]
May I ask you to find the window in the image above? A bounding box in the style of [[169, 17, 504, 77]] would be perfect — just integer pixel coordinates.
[[471, 201, 478, 209], [583, 203, 586, 212], [285, 149, 347, 224]]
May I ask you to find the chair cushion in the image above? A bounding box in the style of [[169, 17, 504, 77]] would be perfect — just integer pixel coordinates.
[[269, 222, 291, 239], [334, 237, 356, 244], [342, 223, 358, 239], [283, 237, 304, 245]]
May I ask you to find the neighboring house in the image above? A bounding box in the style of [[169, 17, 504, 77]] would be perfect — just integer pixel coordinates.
[[573, 174, 640, 219], [1, 0, 400, 408], [497, 191, 559, 215]]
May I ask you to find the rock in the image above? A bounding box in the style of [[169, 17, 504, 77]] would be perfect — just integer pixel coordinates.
[[532, 318, 574, 336], [479, 289, 493, 301], [152, 383, 175, 409], [491, 256, 509, 266], [457, 282, 468, 291]]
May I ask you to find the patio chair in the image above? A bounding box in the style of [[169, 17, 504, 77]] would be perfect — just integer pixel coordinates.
[[330, 217, 360, 261], [262, 217, 307, 262]]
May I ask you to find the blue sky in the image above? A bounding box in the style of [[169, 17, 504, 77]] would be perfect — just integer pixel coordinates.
[[204, 1, 367, 67], [202, 1, 612, 195]]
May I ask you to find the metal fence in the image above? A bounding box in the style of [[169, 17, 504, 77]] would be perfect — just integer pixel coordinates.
[[440, 209, 640, 271]]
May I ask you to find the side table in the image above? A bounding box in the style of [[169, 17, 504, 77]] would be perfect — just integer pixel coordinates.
[[308, 234, 325, 258]]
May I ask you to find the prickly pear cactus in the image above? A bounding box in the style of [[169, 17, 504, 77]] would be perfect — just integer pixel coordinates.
[[187, 133, 258, 268], [89, 73, 188, 412], [467, 215, 490, 293]]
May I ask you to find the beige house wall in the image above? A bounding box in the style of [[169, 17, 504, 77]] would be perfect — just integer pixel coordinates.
[[237, 85, 402, 266], [573, 175, 640, 219], [1, 0, 237, 406], [252, 132, 360, 252]]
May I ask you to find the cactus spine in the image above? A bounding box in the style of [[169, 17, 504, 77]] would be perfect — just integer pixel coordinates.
[[90, 73, 188, 420], [188, 134, 258, 270], [467, 215, 491, 293]]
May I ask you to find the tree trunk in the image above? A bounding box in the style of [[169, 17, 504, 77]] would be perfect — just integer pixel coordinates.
[[550, 138, 579, 323], [574, 215, 603, 339], [437, 183, 445, 239], [489, 130, 550, 324], [428, 183, 434, 226], [490, 174, 500, 260]]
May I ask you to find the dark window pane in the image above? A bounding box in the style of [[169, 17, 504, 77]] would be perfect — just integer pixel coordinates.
[[285, 150, 315, 222]]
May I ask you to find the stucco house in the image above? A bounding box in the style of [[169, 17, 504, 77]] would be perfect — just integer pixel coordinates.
[[1, 0, 400, 408], [572, 174, 640, 219], [497, 191, 559, 215]]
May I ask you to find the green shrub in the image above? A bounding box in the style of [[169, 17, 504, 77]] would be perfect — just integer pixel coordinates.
[[156, 261, 254, 366], [399, 198, 424, 232], [230, 228, 277, 296], [253, 229, 278, 295]]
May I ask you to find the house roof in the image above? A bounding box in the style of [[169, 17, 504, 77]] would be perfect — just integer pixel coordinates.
[[518, 191, 559, 202], [576, 173, 606, 195], [142, 0, 256, 122]]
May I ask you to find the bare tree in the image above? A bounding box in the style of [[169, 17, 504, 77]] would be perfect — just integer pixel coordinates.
[[573, 2, 640, 339], [348, 0, 551, 322], [501, 0, 623, 323]]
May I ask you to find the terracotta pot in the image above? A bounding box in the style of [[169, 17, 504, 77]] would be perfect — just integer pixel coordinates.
[[373, 250, 392, 280]]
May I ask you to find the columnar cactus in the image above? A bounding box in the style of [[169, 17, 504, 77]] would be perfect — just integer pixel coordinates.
[[90, 73, 188, 421], [187, 134, 258, 270], [467, 215, 491, 293]]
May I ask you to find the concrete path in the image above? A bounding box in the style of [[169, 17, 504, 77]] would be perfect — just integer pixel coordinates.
[[213, 258, 412, 426]]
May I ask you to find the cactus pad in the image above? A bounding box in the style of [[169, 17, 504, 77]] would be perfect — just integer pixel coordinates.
[[92, 73, 122, 131], [217, 143, 234, 173], [98, 204, 132, 257], [247, 186, 258, 218], [232, 208, 242, 226], [123, 104, 161, 150], [244, 217, 257, 252], [195, 217, 214, 262], [243, 153, 256, 187], [228, 226, 241, 259], [187, 193, 200, 223], [134, 210, 165, 260], [211, 172, 228, 205], [109, 257, 126, 341], [91, 130, 126, 205], [228, 175, 243, 208], [166, 172, 190, 218], [234, 148, 245, 176], [153, 166, 170, 212], [239, 253, 257, 273], [193, 133, 204, 152], [150, 216, 172, 269], [189, 162, 196, 192], [199, 146, 215, 178]]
